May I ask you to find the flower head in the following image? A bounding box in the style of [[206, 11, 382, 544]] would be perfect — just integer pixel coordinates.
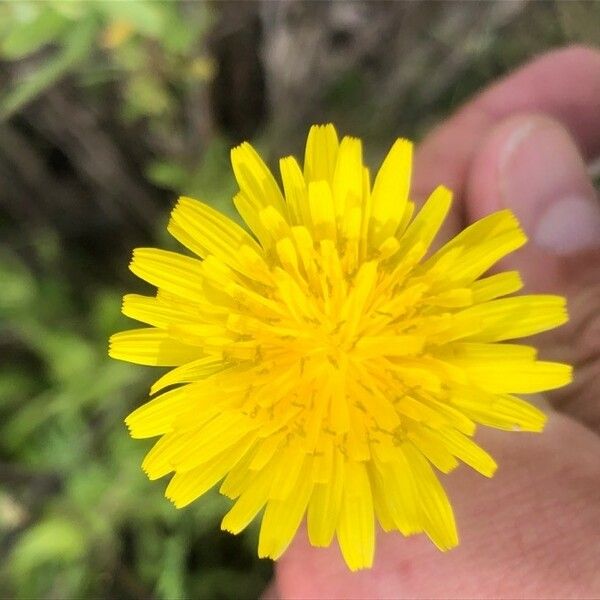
[[109, 124, 571, 570]]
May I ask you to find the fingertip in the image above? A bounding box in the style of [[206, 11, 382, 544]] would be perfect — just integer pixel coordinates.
[[466, 114, 560, 220], [543, 44, 600, 72], [465, 113, 600, 292]]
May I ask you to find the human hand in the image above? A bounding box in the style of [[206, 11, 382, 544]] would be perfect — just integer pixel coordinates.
[[272, 46, 600, 599]]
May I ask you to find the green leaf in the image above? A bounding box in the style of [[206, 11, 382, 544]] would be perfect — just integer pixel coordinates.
[[0, 370, 35, 404], [42, 332, 96, 383], [0, 253, 36, 313], [160, 3, 210, 54], [146, 160, 188, 190], [156, 536, 187, 599], [123, 74, 172, 120], [10, 517, 86, 576], [0, 6, 70, 59], [0, 14, 98, 120], [94, 0, 167, 38]]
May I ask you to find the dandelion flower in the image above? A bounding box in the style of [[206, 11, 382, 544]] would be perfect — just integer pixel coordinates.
[[109, 124, 571, 570]]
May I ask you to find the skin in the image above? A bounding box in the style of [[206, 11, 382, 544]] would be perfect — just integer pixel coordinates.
[[271, 46, 600, 599]]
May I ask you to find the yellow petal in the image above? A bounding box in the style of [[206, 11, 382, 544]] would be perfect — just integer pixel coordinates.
[[406, 432, 459, 474], [436, 429, 497, 477], [371, 448, 420, 535], [303, 123, 339, 184], [125, 384, 192, 439], [463, 360, 572, 394], [307, 449, 344, 546], [471, 271, 523, 303], [109, 328, 202, 366], [122, 293, 198, 328], [166, 435, 254, 508], [231, 142, 287, 217], [336, 461, 375, 571], [369, 138, 412, 246], [451, 391, 547, 432], [150, 356, 224, 395], [403, 444, 458, 550], [332, 136, 363, 221], [221, 460, 275, 534], [268, 441, 307, 500], [172, 412, 261, 472], [129, 248, 205, 301], [425, 209, 526, 284], [308, 180, 337, 241], [457, 295, 569, 342], [396, 185, 452, 256], [168, 196, 263, 270], [279, 156, 308, 225], [258, 457, 314, 559]]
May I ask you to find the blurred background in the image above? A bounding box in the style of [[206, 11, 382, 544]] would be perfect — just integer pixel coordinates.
[[0, 1, 598, 598]]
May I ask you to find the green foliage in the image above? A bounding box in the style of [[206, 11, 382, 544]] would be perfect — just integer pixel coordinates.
[[0, 14, 97, 120], [10, 517, 87, 578], [0, 1, 213, 121], [0, 6, 70, 59]]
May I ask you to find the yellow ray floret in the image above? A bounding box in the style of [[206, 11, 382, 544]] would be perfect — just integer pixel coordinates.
[[109, 123, 571, 571]]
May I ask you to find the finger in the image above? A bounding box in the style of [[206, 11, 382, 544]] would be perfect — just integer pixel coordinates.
[[466, 114, 600, 430], [276, 414, 600, 599], [412, 45, 600, 240]]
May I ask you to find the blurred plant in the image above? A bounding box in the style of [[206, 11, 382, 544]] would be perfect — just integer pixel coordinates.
[[0, 1, 214, 121], [0, 0, 228, 218]]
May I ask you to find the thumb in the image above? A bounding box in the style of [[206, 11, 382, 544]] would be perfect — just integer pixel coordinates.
[[466, 115, 600, 429]]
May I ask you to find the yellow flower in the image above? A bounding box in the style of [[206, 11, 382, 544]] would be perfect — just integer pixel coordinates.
[[109, 124, 571, 571]]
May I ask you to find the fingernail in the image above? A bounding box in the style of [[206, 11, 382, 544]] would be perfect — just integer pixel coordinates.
[[534, 197, 600, 256], [501, 118, 600, 256]]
